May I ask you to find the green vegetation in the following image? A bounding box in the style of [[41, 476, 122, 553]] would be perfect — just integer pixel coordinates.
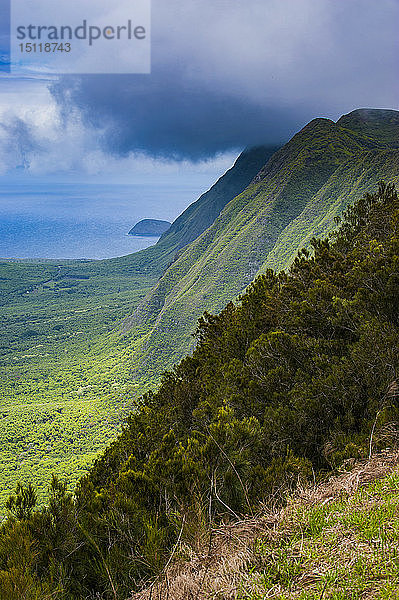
[[241, 466, 399, 599], [119, 144, 278, 276], [337, 108, 399, 147], [136, 453, 399, 599], [0, 257, 157, 506], [122, 110, 399, 381], [157, 145, 278, 254], [0, 144, 273, 506], [0, 182, 398, 599], [1, 110, 399, 599], [2, 111, 398, 508]]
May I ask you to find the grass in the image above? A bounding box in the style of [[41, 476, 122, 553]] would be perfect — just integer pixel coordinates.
[[131, 450, 399, 600], [241, 459, 399, 599]]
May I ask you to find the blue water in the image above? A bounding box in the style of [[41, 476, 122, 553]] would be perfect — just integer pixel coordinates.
[[0, 182, 203, 259]]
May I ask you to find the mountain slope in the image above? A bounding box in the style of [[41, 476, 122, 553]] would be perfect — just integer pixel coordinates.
[[156, 145, 278, 254], [337, 107, 399, 147], [111, 144, 278, 276], [123, 110, 399, 376]]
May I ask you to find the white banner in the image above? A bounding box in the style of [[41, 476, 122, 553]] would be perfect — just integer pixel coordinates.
[[10, 0, 151, 74]]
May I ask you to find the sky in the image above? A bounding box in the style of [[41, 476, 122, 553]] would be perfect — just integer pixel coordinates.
[[0, 0, 398, 186]]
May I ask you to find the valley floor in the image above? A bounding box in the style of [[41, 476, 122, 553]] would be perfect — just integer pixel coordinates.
[[0, 258, 157, 507]]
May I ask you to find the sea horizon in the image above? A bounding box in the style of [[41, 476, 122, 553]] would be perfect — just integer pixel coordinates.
[[0, 181, 202, 260]]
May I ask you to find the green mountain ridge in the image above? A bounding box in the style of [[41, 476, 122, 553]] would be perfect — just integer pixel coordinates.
[[111, 144, 278, 276], [156, 145, 278, 254], [1, 109, 399, 598], [337, 107, 399, 146], [0, 108, 398, 519], [122, 110, 399, 377]]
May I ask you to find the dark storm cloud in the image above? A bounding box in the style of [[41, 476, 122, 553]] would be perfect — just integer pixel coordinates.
[[52, 73, 303, 160], [51, 0, 399, 161]]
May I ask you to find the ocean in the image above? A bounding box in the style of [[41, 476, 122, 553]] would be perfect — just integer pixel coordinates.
[[0, 182, 203, 260]]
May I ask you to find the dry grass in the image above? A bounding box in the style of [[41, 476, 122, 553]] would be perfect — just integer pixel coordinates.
[[130, 449, 399, 600]]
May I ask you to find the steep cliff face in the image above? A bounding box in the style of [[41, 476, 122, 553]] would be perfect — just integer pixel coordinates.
[[112, 145, 278, 277], [157, 145, 279, 253], [121, 110, 399, 377]]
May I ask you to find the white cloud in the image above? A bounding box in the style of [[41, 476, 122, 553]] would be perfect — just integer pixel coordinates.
[[0, 76, 237, 181]]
